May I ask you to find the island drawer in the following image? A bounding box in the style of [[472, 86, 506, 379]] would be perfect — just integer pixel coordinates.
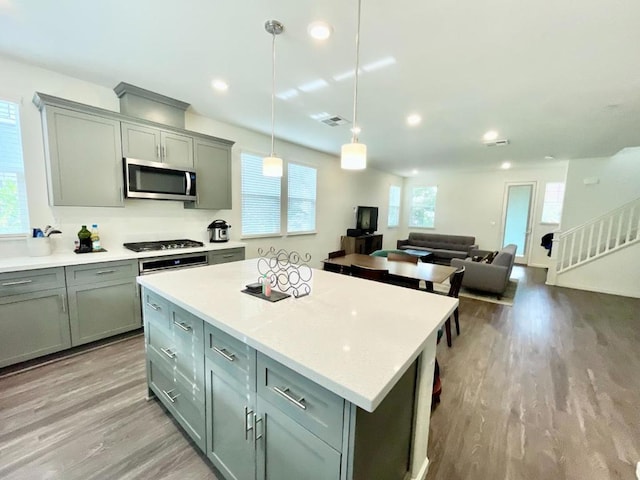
[[257, 353, 344, 451], [147, 320, 205, 390], [65, 260, 137, 286], [147, 348, 205, 452], [142, 289, 171, 330], [0, 268, 65, 297], [170, 305, 204, 355], [205, 323, 256, 390], [208, 248, 245, 265]]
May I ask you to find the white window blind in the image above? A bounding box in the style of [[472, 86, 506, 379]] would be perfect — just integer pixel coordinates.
[[541, 182, 565, 224], [287, 163, 317, 233], [241, 153, 281, 236], [409, 186, 437, 228], [388, 185, 401, 227], [0, 99, 29, 236]]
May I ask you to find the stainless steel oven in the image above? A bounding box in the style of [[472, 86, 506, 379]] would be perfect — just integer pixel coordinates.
[[124, 158, 196, 201]]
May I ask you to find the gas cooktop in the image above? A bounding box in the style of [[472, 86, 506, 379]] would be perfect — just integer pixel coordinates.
[[123, 239, 204, 252]]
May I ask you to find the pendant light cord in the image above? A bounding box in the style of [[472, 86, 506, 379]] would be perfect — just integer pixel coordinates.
[[351, 0, 362, 143], [270, 31, 277, 157]]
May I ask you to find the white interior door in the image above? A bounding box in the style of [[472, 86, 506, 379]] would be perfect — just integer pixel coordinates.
[[502, 182, 535, 264]]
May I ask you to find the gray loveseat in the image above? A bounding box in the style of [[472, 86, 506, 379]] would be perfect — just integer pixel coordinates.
[[450, 244, 517, 297], [397, 233, 478, 264]]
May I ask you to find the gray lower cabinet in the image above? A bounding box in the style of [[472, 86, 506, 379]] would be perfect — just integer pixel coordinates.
[[0, 267, 70, 368], [185, 137, 232, 210], [208, 248, 245, 265], [65, 260, 141, 346], [41, 106, 124, 207], [121, 122, 194, 168]]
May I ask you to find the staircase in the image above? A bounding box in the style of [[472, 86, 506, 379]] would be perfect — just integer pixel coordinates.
[[552, 197, 640, 275]]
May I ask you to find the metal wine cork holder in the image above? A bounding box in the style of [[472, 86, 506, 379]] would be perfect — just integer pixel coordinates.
[[257, 247, 312, 298]]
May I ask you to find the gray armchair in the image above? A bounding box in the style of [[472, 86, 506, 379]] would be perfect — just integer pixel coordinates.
[[450, 244, 517, 297]]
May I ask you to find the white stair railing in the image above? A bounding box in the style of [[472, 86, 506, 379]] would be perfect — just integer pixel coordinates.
[[553, 197, 640, 274]]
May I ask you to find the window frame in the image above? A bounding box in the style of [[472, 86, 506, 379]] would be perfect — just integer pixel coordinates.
[[286, 161, 317, 236], [540, 182, 565, 225], [408, 185, 438, 229], [387, 184, 401, 228]]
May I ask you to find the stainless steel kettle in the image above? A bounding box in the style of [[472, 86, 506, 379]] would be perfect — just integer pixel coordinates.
[[208, 219, 230, 243]]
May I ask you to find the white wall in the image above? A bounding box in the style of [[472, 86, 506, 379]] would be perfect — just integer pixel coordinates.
[[400, 163, 568, 268], [0, 54, 402, 267]]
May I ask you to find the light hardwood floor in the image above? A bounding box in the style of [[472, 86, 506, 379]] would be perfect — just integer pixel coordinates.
[[0, 266, 638, 480]]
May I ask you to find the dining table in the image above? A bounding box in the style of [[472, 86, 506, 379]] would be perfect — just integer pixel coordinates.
[[322, 253, 458, 292]]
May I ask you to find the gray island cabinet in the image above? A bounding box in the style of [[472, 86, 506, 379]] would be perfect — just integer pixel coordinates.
[[139, 259, 458, 480]]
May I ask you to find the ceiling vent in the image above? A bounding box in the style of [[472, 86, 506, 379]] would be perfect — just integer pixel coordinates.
[[320, 115, 349, 127], [484, 139, 510, 147]]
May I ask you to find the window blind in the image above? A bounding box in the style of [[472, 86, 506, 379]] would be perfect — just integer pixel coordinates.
[[0, 100, 29, 235], [287, 163, 317, 233], [541, 182, 565, 224], [241, 153, 281, 236], [409, 186, 437, 228], [388, 185, 401, 227]]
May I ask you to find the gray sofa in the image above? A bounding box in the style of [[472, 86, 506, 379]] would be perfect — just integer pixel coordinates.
[[450, 244, 517, 297], [397, 233, 478, 264]]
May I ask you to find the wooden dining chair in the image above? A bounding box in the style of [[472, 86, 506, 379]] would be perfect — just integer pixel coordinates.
[[324, 250, 347, 274], [438, 266, 465, 347], [387, 252, 418, 264], [350, 264, 389, 282]]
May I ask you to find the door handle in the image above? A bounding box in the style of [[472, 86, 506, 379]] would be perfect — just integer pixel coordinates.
[[253, 413, 263, 447], [244, 406, 254, 441]]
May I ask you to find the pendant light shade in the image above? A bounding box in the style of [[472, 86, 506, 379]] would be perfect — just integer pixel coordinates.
[[263, 20, 284, 177], [341, 0, 367, 170]]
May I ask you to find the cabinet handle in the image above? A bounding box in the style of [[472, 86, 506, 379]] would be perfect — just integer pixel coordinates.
[[120, 186, 124, 202], [222, 254, 234, 259], [212, 346, 235, 362], [160, 347, 176, 359], [60, 294, 67, 313], [156, 144, 161, 159], [96, 270, 116, 275], [273, 386, 307, 410], [173, 320, 192, 332], [254, 413, 263, 447], [162, 145, 167, 159], [146, 302, 161, 311], [162, 389, 180, 403], [244, 406, 254, 441], [2, 279, 33, 286]]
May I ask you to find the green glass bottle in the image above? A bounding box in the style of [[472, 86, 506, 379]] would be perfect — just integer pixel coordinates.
[[78, 225, 92, 252]]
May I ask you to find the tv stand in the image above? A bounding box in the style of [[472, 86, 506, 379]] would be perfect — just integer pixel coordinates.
[[341, 233, 383, 255]]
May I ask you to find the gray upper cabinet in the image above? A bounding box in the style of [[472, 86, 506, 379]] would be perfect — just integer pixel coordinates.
[[122, 122, 194, 168], [42, 106, 123, 207], [185, 138, 232, 210]]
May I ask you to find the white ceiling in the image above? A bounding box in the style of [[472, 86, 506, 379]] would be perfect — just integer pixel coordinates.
[[1, 0, 640, 175]]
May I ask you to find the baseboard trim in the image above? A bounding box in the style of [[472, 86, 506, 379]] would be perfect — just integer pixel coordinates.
[[411, 457, 429, 480], [553, 281, 640, 299]]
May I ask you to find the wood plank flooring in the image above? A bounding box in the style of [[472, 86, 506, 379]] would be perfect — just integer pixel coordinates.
[[0, 266, 638, 479]]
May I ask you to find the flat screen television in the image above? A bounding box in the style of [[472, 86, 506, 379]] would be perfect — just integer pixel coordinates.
[[356, 206, 378, 234]]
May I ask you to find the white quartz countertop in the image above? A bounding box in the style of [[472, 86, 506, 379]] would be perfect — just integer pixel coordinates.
[[0, 241, 246, 273], [137, 259, 458, 412]]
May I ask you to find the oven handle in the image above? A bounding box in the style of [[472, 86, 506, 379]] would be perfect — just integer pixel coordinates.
[[139, 259, 209, 275]]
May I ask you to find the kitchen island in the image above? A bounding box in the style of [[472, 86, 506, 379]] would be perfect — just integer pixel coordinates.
[[137, 259, 457, 480]]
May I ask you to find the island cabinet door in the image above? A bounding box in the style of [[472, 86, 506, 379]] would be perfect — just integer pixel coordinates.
[[205, 358, 256, 480], [255, 398, 342, 480]]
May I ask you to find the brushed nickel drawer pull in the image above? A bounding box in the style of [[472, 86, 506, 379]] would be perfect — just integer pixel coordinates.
[[160, 347, 176, 359], [2, 279, 33, 286], [173, 320, 192, 332], [254, 413, 263, 447], [222, 254, 234, 258], [146, 302, 161, 311], [244, 406, 254, 441], [162, 389, 180, 403], [96, 269, 116, 275], [213, 346, 235, 362], [273, 386, 307, 410]]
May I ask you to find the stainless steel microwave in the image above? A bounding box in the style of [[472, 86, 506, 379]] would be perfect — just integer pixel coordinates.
[[124, 158, 197, 201]]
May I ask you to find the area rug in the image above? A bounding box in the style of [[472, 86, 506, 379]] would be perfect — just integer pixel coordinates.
[[432, 278, 518, 306]]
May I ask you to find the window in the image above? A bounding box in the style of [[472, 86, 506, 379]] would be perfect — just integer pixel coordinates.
[[541, 182, 565, 224], [388, 185, 401, 227], [241, 153, 281, 236], [0, 99, 29, 236], [287, 163, 317, 233], [409, 186, 437, 228], [241, 153, 317, 236]]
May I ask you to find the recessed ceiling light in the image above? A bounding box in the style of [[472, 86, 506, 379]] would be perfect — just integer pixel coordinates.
[[211, 79, 228, 92], [501, 161, 511, 170], [544, 155, 555, 161], [307, 21, 332, 40], [483, 130, 499, 142], [412, 169, 419, 175], [407, 114, 421, 126]]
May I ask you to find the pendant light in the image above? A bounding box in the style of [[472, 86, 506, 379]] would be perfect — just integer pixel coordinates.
[[263, 20, 284, 177], [341, 0, 367, 170]]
